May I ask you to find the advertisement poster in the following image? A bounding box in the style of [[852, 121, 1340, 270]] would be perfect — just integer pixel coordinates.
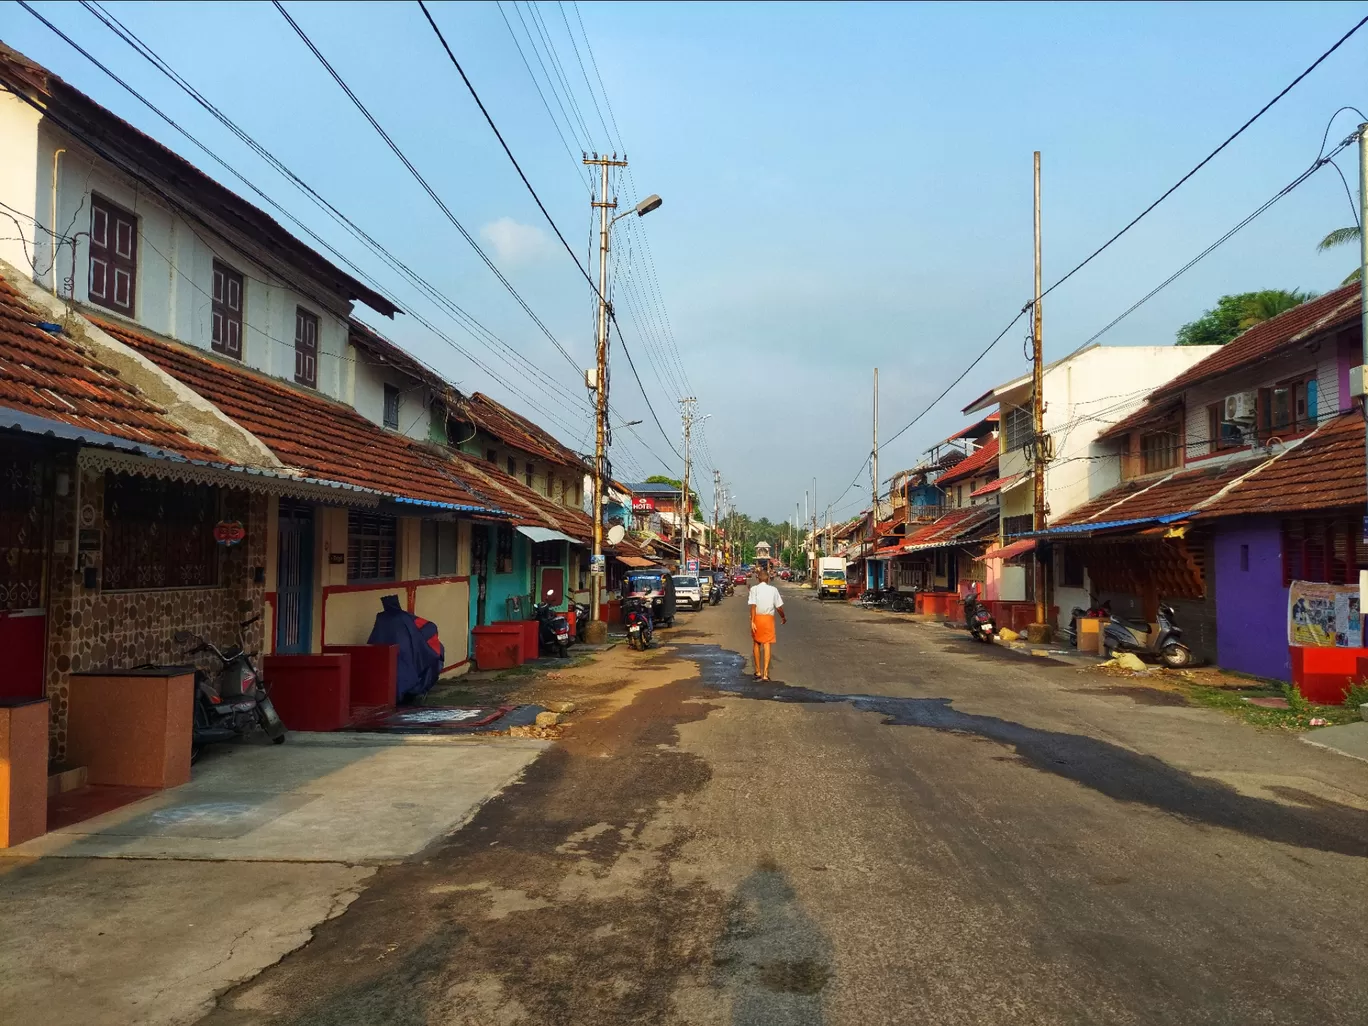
[[1288, 580, 1362, 648]]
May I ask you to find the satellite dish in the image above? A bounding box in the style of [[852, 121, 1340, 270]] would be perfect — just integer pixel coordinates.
[[607, 524, 626, 545]]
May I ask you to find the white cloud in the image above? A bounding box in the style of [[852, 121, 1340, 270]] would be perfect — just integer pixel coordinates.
[[478, 217, 553, 266]]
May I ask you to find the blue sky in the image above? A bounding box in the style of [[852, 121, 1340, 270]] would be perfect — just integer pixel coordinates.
[[4, 1, 1365, 522]]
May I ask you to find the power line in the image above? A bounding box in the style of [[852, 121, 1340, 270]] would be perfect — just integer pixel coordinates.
[[271, 1, 586, 376], [1040, 12, 1368, 302]]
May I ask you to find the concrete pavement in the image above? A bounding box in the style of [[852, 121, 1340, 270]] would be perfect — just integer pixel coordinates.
[[189, 585, 1368, 1025]]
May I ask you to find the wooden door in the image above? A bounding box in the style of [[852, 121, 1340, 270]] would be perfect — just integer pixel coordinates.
[[539, 567, 565, 608]]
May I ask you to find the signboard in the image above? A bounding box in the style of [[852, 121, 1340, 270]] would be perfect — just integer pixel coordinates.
[[686, 559, 699, 574], [631, 497, 656, 513], [1288, 580, 1362, 648], [213, 520, 246, 546], [590, 553, 606, 576]]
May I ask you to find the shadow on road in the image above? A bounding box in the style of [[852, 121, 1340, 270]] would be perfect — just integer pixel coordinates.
[[676, 644, 1368, 859], [714, 860, 832, 1026]]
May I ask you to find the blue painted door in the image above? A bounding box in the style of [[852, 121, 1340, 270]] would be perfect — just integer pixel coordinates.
[[276, 501, 314, 654]]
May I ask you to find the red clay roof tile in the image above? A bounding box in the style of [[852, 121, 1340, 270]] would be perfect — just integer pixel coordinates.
[[0, 278, 217, 457], [936, 437, 999, 486]]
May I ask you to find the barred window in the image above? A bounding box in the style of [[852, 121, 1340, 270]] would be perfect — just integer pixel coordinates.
[[347, 511, 396, 582], [102, 473, 218, 590]]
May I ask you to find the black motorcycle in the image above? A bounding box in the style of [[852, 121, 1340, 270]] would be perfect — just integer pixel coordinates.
[[534, 591, 572, 657], [174, 615, 286, 762], [963, 589, 998, 643], [573, 600, 590, 643], [709, 580, 724, 606], [624, 596, 654, 650]]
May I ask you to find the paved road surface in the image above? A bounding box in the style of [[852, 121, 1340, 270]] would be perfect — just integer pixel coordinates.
[[203, 583, 1368, 1025]]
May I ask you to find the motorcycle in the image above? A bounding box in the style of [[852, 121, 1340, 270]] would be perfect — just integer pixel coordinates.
[[1102, 603, 1192, 668], [709, 581, 724, 606], [1060, 601, 1111, 648], [573, 600, 590, 643], [624, 596, 654, 650], [534, 591, 573, 657], [173, 614, 286, 762], [963, 588, 998, 643]]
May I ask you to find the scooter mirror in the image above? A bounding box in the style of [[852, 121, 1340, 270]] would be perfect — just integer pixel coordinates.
[[546, 589, 555, 598], [173, 630, 192, 644]]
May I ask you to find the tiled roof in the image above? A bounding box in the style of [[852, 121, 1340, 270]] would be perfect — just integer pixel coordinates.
[[903, 505, 997, 550], [445, 449, 593, 543], [1151, 283, 1361, 400], [458, 392, 587, 471], [0, 277, 217, 458], [1096, 398, 1182, 442], [1052, 457, 1264, 527], [93, 316, 496, 510], [1194, 413, 1365, 519], [936, 437, 999, 486], [970, 473, 1019, 498]]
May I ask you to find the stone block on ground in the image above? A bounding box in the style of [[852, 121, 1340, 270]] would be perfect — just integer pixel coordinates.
[[545, 701, 576, 714], [535, 711, 565, 727]]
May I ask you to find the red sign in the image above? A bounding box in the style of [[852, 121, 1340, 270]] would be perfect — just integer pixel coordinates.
[[631, 497, 656, 512], [213, 520, 246, 546]]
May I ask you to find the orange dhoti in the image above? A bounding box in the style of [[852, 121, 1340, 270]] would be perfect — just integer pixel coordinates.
[[751, 613, 777, 645]]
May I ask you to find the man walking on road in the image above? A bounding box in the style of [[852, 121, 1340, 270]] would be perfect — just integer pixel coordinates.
[[748, 567, 786, 680]]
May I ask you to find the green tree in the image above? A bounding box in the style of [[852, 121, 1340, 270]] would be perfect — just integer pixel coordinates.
[[644, 475, 701, 518], [1175, 289, 1316, 347], [1317, 225, 1362, 285]]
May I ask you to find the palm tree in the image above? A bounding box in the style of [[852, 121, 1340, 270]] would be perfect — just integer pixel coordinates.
[[1317, 225, 1362, 284], [1237, 288, 1316, 329]]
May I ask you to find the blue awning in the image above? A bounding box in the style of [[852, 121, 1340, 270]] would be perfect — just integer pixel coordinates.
[[1028, 511, 1198, 539]]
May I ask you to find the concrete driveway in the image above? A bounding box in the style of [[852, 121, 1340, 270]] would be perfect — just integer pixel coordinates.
[[0, 732, 548, 1026]]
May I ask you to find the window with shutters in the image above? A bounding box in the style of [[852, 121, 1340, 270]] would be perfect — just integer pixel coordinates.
[[1002, 405, 1032, 452], [294, 307, 319, 388], [506, 456, 516, 476], [1205, 403, 1244, 454], [211, 261, 244, 359], [1282, 516, 1364, 586], [1140, 425, 1181, 474], [346, 511, 396, 582], [383, 384, 400, 430], [524, 463, 533, 488], [89, 194, 137, 316]]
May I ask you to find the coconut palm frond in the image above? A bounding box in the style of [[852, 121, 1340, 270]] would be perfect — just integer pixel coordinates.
[[1317, 225, 1362, 252], [1342, 266, 1363, 285]]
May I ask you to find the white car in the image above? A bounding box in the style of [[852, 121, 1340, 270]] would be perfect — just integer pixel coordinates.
[[674, 574, 703, 610]]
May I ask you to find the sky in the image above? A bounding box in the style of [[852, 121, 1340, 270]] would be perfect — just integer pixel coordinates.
[[3, 1, 1365, 522]]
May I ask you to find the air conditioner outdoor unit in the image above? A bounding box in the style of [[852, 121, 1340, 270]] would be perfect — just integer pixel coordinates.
[[1224, 391, 1258, 423]]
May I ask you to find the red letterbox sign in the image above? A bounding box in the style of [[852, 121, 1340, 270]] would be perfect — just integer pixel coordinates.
[[214, 520, 246, 546]]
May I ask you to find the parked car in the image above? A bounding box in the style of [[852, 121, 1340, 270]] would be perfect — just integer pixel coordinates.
[[674, 574, 704, 610], [733, 571, 748, 586]]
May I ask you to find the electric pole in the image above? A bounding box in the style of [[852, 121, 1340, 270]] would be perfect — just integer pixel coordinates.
[[1031, 150, 1048, 632], [679, 397, 697, 570], [584, 153, 627, 638], [871, 368, 880, 590], [1358, 122, 1368, 606], [712, 469, 721, 570]]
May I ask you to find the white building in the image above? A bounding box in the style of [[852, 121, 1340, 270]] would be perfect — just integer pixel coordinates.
[[962, 342, 1220, 605]]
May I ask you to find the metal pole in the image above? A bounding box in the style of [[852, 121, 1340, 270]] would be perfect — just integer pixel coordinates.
[[713, 469, 720, 569], [1359, 124, 1368, 603], [680, 397, 695, 571], [1032, 150, 1048, 629]]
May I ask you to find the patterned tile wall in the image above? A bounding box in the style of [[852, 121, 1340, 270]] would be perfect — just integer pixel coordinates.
[[45, 464, 266, 761]]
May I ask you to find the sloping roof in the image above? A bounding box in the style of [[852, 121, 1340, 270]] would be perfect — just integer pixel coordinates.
[[0, 276, 217, 458], [92, 315, 499, 511], [0, 44, 396, 319], [349, 320, 459, 405], [1096, 398, 1183, 442], [1194, 413, 1365, 519], [624, 481, 683, 497], [458, 392, 587, 471], [943, 411, 999, 443], [444, 449, 593, 542], [1052, 458, 1264, 528], [936, 437, 999, 486], [970, 473, 1019, 498], [1151, 283, 1361, 401], [903, 506, 998, 551]]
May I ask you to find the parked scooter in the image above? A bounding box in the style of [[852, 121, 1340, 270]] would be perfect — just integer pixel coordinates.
[[1060, 601, 1111, 648], [573, 600, 590, 643], [623, 596, 654, 650], [709, 581, 724, 606], [534, 590, 572, 657], [173, 614, 286, 762], [963, 586, 998, 643], [1102, 604, 1192, 667]]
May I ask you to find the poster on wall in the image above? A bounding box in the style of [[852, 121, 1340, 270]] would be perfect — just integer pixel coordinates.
[[1288, 580, 1363, 648]]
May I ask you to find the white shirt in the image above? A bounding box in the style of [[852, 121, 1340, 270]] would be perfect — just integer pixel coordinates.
[[748, 582, 784, 616]]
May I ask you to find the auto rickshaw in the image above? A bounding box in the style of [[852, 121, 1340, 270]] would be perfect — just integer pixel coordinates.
[[622, 569, 676, 628]]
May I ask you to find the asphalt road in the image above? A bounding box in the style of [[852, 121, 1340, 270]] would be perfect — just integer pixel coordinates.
[[203, 583, 1368, 1026]]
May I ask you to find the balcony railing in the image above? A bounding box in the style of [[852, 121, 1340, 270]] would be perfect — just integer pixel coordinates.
[[1002, 514, 1034, 538]]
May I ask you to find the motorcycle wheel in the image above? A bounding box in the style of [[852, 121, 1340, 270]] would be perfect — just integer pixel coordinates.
[[1160, 642, 1192, 669], [558, 642, 569, 658], [257, 695, 287, 743]]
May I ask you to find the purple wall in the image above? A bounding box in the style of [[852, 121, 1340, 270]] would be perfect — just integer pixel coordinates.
[[1214, 518, 1289, 681]]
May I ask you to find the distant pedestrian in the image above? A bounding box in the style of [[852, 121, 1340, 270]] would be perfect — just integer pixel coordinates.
[[748, 567, 786, 681]]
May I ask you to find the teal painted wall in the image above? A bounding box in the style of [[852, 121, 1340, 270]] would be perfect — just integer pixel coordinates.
[[469, 525, 534, 626]]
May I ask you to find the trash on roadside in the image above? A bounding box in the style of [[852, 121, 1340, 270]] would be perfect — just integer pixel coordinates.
[[998, 628, 1019, 642], [1101, 652, 1148, 673], [1309, 717, 1330, 726]]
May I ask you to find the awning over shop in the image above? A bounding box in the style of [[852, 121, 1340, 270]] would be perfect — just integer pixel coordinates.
[[516, 526, 582, 545], [616, 555, 656, 568], [1027, 511, 1197, 540], [978, 538, 1036, 562], [970, 473, 1020, 498]]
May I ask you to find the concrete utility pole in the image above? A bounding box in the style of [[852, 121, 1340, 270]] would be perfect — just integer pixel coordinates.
[[1030, 150, 1049, 633], [712, 469, 721, 569], [679, 397, 697, 570], [584, 153, 627, 637], [1358, 123, 1368, 610]]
